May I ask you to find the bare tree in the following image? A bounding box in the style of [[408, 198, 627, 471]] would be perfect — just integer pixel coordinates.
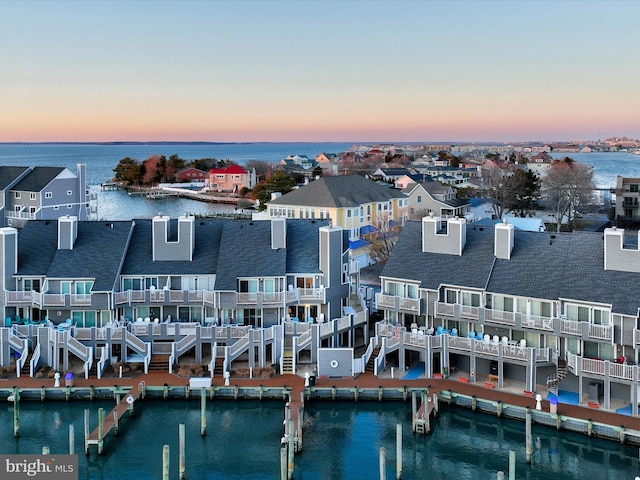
[[480, 162, 527, 219], [367, 213, 400, 263], [543, 158, 595, 232]]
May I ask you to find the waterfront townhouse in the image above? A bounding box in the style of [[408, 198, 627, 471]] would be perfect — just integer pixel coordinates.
[[1, 164, 91, 228], [374, 215, 640, 413], [1, 215, 359, 377], [264, 175, 409, 269]]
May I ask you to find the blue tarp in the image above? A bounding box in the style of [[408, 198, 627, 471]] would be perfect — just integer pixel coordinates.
[[349, 239, 370, 250]]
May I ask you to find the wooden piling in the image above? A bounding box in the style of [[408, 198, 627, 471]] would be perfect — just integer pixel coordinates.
[[69, 424, 75, 455], [201, 388, 207, 436], [179, 423, 186, 480], [162, 445, 170, 480], [472, 395, 477, 412], [297, 404, 304, 452], [525, 408, 532, 464], [97, 408, 105, 454], [84, 409, 90, 455], [354, 386, 359, 401], [379, 446, 387, 480], [12, 387, 19, 437], [423, 392, 430, 434], [433, 392, 439, 416], [113, 410, 119, 436], [40, 386, 46, 402], [396, 423, 402, 480], [280, 447, 287, 480], [620, 425, 626, 444], [508, 449, 515, 480], [411, 391, 417, 433], [497, 471, 505, 480], [497, 400, 503, 418], [588, 418, 593, 437], [42, 445, 50, 455], [379, 386, 384, 401], [90, 385, 95, 401], [287, 419, 295, 479], [163, 383, 169, 399]]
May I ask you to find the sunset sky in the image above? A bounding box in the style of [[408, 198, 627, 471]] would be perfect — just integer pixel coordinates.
[[1, 0, 639, 143]]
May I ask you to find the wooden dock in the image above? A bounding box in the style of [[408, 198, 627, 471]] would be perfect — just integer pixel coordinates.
[[412, 389, 437, 434], [85, 381, 146, 454]]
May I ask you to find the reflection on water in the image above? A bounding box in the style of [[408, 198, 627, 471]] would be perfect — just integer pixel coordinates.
[[0, 399, 636, 480]]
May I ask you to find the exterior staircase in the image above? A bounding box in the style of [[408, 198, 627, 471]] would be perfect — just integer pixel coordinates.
[[213, 358, 224, 377], [282, 350, 294, 375], [20, 352, 33, 377], [89, 359, 99, 378], [365, 346, 381, 373], [546, 359, 568, 395], [148, 354, 171, 372]]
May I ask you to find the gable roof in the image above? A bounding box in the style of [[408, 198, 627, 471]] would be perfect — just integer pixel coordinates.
[[268, 175, 405, 208], [382, 221, 640, 316], [11, 167, 66, 192], [16, 220, 133, 291], [0, 166, 30, 190], [209, 165, 247, 175]]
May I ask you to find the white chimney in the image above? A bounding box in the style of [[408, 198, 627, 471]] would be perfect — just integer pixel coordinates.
[[421, 216, 466, 256], [152, 215, 195, 261], [57, 216, 78, 250], [494, 219, 514, 260], [271, 217, 287, 249]]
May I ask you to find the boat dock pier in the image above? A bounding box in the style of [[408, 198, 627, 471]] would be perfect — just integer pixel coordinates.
[[84, 381, 146, 454]]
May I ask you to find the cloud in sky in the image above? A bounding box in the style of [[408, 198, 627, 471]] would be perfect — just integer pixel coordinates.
[[1, 0, 639, 142]]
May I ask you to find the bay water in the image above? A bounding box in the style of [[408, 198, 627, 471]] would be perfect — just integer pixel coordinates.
[[0, 399, 637, 479], [1, 144, 638, 220]]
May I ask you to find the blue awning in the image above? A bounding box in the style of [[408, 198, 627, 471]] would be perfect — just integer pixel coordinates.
[[360, 224, 378, 235], [349, 239, 370, 250]]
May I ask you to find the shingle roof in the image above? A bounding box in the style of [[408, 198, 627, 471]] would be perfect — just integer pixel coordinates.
[[11, 167, 66, 192], [17, 220, 133, 291], [382, 221, 640, 316], [121, 218, 223, 276], [268, 175, 405, 208], [0, 166, 30, 190]]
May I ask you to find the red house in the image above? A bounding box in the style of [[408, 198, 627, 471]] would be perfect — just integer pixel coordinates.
[[175, 167, 209, 183]]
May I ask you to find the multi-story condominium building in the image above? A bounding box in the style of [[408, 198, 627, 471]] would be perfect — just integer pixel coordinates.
[[613, 176, 640, 223], [264, 175, 409, 268], [525, 152, 554, 177], [0, 164, 91, 228], [0, 216, 364, 378], [374, 215, 640, 414]]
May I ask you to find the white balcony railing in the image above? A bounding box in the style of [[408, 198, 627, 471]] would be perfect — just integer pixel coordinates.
[[484, 309, 516, 326], [520, 314, 553, 331]]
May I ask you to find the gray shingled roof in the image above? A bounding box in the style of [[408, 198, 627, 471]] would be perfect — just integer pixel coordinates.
[[11, 167, 66, 192], [0, 166, 30, 190], [382, 221, 640, 316], [382, 221, 496, 290], [121, 218, 223, 276], [17, 220, 133, 291], [268, 175, 406, 208]]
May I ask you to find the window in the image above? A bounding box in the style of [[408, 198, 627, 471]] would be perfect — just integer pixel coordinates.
[[67, 204, 72, 209], [29, 207, 36, 214], [296, 277, 314, 289], [417, 195, 422, 203], [45, 192, 52, 199], [445, 289, 458, 304], [239, 279, 258, 293], [24, 278, 41, 292], [30, 193, 36, 200], [123, 278, 142, 290], [461, 291, 480, 307], [14, 192, 20, 199], [72, 310, 96, 328], [145, 278, 158, 289], [407, 284, 418, 299], [75, 281, 94, 294], [67, 190, 73, 196], [631, 184, 639, 193], [385, 281, 401, 296], [53, 206, 59, 210]]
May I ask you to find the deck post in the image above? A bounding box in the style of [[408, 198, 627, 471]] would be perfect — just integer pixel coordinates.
[[525, 408, 532, 464], [162, 445, 170, 480], [179, 423, 186, 480], [200, 388, 207, 436], [433, 392, 439, 416], [396, 423, 402, 479], [296, 404, 304, 452], [423, 391, 430, 434], [587, 418, 593, 437]]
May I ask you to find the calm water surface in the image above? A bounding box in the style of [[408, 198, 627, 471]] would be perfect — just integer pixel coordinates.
[[0, 399, 637, 479], [1, 144, 639, 220]]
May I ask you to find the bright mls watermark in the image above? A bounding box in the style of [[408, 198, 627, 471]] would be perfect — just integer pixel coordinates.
[[0, 455, 77, 480]]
